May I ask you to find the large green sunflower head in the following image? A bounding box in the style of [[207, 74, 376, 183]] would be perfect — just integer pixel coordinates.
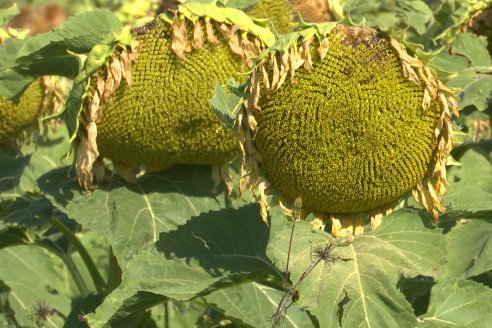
[[233, 22, 457, 236], [75, 1, 275, 190]]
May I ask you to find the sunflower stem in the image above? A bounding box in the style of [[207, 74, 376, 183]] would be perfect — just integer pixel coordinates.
[[48, 217, 107, 295], [36, 242, 90, 298]]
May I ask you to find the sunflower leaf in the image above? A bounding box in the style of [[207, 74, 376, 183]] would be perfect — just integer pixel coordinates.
[[38, 164, 239, 271], [441, 33, 492, 111], [444, 148, 492, 216], [0, 148, 30, 196], [267, 207, 446, 328], [205, 281, 313, 327], [218, 0, 258, 11], [85, 204, 274, 327], [451, 32, 492, 68], [0, 9, 121, 103], [443, 219, 492, 280], [419, 280, 492, 327], [210, 82, 244, 128], [0, 245, 74, 327]]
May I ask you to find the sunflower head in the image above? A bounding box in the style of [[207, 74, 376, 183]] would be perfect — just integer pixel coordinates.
[[247, 0, 295, 33], [95, 17, 241, 168], [234, 23, 457, 236], [247, 0, 344, 32], [75, 2, 275, 189], [0, 81, 44, 144], [0, 30, 47, 145]]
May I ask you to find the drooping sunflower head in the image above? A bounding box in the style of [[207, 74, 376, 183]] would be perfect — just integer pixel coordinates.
[[76, 2, 275, 189], [0, 30, 49, 145], [247, 0, 295, 33], [235, 23, 457, 236], [95, 17, 242, 168], [247, 0, 344, 32], [0, 81, 44, 144]]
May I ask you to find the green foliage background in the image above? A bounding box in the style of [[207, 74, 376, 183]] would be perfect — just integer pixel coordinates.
[[0, 0, 492, 327]]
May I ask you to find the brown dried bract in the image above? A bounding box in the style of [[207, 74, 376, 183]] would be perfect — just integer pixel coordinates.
[[291, 0, 332, 23], [171, 18, 189, 60], [76, 83, 102, 190], [192, 19, 203, 50], [170, 17, 265, 69], [211, 163, 233, 197], [76, 44, 139, 190], [40, 76, 66, 134], [389, 37, 459, 222], [258, 180, 269, 224], [205, 19, 220, 45]]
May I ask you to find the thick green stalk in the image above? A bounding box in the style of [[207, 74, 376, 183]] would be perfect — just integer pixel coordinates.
[[37, 242, 90, 298], [49, 218, 107, 294]]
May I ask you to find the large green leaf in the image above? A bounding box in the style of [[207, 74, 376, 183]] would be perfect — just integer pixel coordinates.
[[0, 149, 52, 238], [0, 36, 78, 102], [419, 280, 492, 327], [431, 0, 469, 43], [0, 37, 36, 101], [0, 124, 71, 198], [0, 198, 52, 233], [341, 0, 445, 46], [444, 148, 492, 217], [447, 70, 492, 112], [157, 301, 210, 328], [39, 164, 239, 270], [0, 245, 73, 327], [0, 127, 72, 236], [18, 125, 73, 194], [0, 149, 29, 197], [430, 49, 470, 74], [0, 226, 34, 249], [443, 219, 492, 280], [451, 32, 492, 68], [206, 281, 313, 328], [95, 291, 167, 327], [86, 204, 274, 327], [342, 0, 399, 30], [441, 33, 492, 112], [18, 9, 122, 56], [0, 9, 122, 102], [398, 1, 433, 35], [15, 44, 81, 80], [220, 0, 259, 10], [64, 294, 105, 328], [267, 207, 447, 328]]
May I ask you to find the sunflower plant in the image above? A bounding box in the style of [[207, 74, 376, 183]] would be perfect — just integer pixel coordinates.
[[0, 1, 491, 327]]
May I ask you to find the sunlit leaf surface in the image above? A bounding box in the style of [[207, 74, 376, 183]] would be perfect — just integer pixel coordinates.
[[267, 208, 447, 328]]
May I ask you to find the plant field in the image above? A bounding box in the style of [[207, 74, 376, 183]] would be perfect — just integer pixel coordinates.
[[0, 1, 491, 327]]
